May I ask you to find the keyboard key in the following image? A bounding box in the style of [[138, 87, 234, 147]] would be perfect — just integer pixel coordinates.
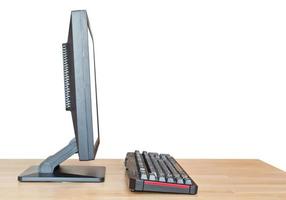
[[135, 150, 148, 180], [158, 159, 175, 183], [143, 151, 157, 181], [150, 156, 166, 182], [161, 154, 184, 184], [166, 155, 192, 185]]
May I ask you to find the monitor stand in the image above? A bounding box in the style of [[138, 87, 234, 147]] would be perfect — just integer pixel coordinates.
[[18, 138, 105, 182]]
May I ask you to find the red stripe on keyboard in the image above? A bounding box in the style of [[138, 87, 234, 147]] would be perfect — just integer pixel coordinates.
[[144, 181, 190, 189]]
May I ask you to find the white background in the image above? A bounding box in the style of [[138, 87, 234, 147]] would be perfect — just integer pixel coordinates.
[[0, 0, 285, 171]]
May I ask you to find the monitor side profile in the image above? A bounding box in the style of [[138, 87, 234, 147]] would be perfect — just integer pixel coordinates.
[[18, 10, 105, 182], [63, 10, 99, 161]]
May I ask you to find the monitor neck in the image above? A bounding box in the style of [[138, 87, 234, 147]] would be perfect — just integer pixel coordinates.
[[39, 138, 78, 173]]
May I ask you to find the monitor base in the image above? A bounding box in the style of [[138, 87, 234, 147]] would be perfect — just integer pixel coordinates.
[[18, 165, 105, 182]]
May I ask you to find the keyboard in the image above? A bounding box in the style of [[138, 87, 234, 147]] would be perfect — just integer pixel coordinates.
[[124, 150, 198, 194]]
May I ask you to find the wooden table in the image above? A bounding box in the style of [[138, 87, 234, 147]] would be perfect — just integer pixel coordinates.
[[1, 159, 286, 199]]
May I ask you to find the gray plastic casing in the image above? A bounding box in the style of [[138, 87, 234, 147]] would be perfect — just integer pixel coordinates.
[[67, 10, 99, 160]]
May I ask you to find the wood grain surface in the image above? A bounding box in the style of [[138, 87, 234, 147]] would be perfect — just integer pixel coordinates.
[[1, 159, 285, 200]]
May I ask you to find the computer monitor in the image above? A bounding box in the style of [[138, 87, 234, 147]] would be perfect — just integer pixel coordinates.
[[18, 10, 105, 182]]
